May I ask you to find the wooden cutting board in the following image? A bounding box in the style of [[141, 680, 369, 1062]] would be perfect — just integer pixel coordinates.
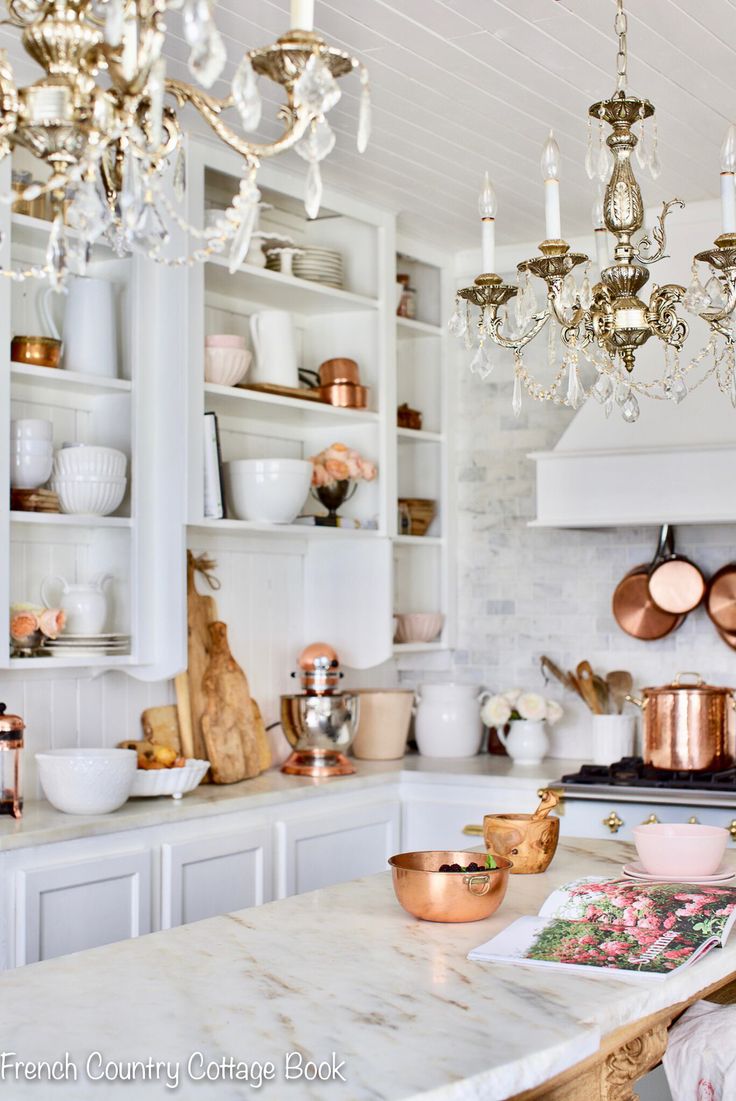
[[201, 621, 271, 783], [141, 705, 181, 752], [187, 551, 218, 761]]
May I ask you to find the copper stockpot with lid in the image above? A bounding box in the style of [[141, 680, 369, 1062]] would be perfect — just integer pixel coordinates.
[[629, 673, 736, 771]]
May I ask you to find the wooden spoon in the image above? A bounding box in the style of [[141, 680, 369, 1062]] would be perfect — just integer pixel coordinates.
[[606, 670, 633, 715], [532, 789, 560, 819], [576, 661, 604, 714], [592, 673, 610, 715], [540, 655, 585, 703]]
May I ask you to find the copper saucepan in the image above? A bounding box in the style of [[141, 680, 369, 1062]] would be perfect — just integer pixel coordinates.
[[612, 564, 684, 640], [706, 563, 736, 635], [628, 672, 736, 771], [647, 524, 706, 615]]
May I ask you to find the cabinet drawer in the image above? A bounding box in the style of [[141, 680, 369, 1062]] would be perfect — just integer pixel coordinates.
[[559, 799, 736, 842], [16, 850, 152, 966]]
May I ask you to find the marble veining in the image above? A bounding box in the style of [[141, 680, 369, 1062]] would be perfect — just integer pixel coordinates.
[[1, 840, 734, 1100]]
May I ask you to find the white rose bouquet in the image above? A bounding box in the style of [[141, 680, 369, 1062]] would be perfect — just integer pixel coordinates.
[[481, 689, 563, 728]]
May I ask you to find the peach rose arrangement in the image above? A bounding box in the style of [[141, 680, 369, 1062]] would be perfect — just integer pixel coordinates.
[[310, 442, 378, 488], [10, 603, 65, 654]]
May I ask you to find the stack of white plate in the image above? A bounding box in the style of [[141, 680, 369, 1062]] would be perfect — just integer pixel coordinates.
[[293, 247, 344, 289], [43, 633, 131, 658]]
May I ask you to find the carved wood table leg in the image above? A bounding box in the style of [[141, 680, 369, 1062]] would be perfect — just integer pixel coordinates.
[[602, 1024, 669, 1101]]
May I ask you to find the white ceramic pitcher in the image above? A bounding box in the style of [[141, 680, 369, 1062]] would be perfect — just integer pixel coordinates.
[[249, 310, 298, 388], [41, 573, 112, 635], [40, 277, 118, 378]]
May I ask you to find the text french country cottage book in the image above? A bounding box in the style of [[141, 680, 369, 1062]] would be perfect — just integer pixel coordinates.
[[469, 877, 736, 980]]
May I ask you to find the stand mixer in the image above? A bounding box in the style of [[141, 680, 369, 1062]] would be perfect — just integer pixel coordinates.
[[280, 643, 359, 777]]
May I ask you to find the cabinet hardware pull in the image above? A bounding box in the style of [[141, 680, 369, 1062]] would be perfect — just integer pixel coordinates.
[[603, 811, 624, 834], [640, 813, 660, 825], [537, 787, 564, 803], [462, 824, 484, 836], [688, 816, 699, 825], [729, 819, 736, 843]]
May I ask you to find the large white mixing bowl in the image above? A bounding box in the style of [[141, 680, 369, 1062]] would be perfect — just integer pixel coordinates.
[[35, 748, 137, 814], [224, 458, 312, 523]]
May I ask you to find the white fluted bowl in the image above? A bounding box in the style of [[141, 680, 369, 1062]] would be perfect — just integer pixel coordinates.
[[55, 445, 127, 479], [51, 474, 127, 516], [204, 347, 251, 387], [131, 759, 210, 799], [36, 748, 136, 814], [224, 459, 312, 523]]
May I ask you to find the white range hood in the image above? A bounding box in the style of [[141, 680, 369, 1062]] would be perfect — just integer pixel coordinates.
[[531, 199, 736, 528]]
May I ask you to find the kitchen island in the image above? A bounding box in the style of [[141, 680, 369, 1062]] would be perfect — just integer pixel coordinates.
[[1, 838, 735, 1100]]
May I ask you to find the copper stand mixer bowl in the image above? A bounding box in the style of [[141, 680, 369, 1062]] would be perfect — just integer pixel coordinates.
[[629, 673, 736, 771], [280, 693, 359, 777], [388, 851, 512, 922]]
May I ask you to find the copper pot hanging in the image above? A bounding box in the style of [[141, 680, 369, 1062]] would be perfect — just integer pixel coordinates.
[[629, 673, 736, 771], [647, 524, 706, 615], [706, 563, 736, 634]]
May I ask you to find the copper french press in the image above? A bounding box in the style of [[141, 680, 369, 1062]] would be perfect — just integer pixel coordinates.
[[0, 703, 24, 818]]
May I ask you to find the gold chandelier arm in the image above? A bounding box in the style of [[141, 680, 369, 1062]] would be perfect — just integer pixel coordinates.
[[487, 309, 549, 350], [634, 198, 684, 266], [165, 78, 310, 164], [0, 49, 18, 157], [647, 283, 688, 347]]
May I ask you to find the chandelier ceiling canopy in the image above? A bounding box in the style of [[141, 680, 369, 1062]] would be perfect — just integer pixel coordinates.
[[449, 0, 736, 424], [0, 0, 370, 283]]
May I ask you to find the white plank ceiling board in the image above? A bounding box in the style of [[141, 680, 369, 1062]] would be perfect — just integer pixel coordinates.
[[2, 0, 735, 248]]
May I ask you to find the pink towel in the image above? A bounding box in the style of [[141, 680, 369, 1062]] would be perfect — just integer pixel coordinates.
[[663, 1001, 736, 1101]]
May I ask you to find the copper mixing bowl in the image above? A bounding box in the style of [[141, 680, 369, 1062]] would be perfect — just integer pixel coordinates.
[[388, 850, 512, 922], [11, 335, 62, 369]]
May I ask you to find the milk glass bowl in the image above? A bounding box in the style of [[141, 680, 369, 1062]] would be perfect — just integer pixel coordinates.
[[36, 748, 136, 814], [633, 822, 728, 877]]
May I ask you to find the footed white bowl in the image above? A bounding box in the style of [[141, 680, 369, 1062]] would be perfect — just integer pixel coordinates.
[[224, 458, 312, 524], [131, 759, 210, 799], [36, 748, 136, 814]]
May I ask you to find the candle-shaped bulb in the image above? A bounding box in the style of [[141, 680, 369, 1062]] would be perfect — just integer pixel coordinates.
[[478, 171, 497, 218], [722, 125, 736, 172], [290, 0, 314, 31], [541, 130, 560, 181]]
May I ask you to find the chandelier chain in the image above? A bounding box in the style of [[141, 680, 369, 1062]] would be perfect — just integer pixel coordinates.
[[615, 0, 628, 92]]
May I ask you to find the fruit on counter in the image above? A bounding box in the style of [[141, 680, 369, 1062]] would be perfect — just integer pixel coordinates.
[[118, 740, 186, 770], [438, 854, 497, 873]]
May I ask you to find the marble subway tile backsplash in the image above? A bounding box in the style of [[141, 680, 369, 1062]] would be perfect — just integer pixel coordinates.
[[400, 368, 736, 759]]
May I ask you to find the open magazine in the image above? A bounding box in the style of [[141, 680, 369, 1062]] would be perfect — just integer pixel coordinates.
[[469, 877, 736, 980]]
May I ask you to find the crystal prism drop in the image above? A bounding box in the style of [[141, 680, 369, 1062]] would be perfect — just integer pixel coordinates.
[[294, 54, 341, 117], [357, 86, 371, 153], [730, 369, 736, 409], [566, 361, 582, 409], [469, 344, 485, 376], [66, 177, 110, 242], [511, 372, 523, 418], [547, 318, 556, 368], [120, 150, 142, 216], [706, 275, 725, 309], [597, 140, 610, 182], [580, 269, 593, 310], [448, 302, 467, 338], [561, 273, 577, 309], [232, 56, 262, 131], [584, 118, 595, 180], [670, 374, 688, 404], [173, 144, 186, 202], [604, 396, 614, 418], [592, 373, 612, 405], [132, 199, 169, 252], [525, 276, 539, 314], [305, 161, 322, 220], [190, 27, 226, 88], [649, 144, 662, 180], [228, 203, 257, 273], [684, 263, 710, 314], [296, 117, 335, 163], [45, 215, 67, 288], [615, 379, 631, 406], [621, 393, 640, 423], [147, 58, 166, 148]]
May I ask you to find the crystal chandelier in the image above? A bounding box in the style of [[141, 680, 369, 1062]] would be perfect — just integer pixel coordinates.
[[448, 0, 736, 423], [0, 0, 370, 284]]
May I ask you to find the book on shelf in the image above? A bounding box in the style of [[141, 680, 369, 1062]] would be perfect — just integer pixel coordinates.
[[469, 876, 736, 981], [203, 411, 225, 520]]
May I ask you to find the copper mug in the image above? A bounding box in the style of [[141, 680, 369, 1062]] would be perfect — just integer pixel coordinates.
[[483, 790, 560, 874]]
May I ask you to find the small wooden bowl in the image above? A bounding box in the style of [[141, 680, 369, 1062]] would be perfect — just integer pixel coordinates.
[[483, 813, 560, 875], [388, 850, 512, 922]]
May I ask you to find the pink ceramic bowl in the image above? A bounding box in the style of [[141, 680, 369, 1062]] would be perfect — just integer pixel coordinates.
[[205, 334, 246, 349], [633, 822, 728, 877]]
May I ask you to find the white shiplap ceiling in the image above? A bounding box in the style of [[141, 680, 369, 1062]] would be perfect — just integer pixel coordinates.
[[3, 0, 736, 248]]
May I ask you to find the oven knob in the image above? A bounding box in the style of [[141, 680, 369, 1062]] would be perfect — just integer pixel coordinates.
[[729, 819, 736, 843], [603, 810, 624, 834], [640, 813, 660, 825], [688, 816, 699, 825]]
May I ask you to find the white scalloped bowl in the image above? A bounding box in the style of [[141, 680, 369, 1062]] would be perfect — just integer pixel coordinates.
[[51, 474, 127, 516], [36, 748, 136, 814], [55, 445, 127, 479], [130, 759, 209, 799]]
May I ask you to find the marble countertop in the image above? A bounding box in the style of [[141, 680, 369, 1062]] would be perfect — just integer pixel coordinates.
[[1, 839, 735, 1100], [0, 755, 579, 853]]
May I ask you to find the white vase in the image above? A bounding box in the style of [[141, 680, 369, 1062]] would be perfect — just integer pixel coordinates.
[[498, 720, 549, 765], [414, 684, 489, 758]]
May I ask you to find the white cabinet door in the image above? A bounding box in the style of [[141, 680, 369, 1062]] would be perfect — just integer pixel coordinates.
[[16, 850, 152, 966], [161, 827, 272, 929], [402, 787, 536, 852], [278, 800, 400, 897]]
